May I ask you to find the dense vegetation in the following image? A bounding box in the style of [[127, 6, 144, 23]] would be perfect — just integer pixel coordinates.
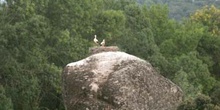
[[139, 0, 220, 20], [0, 0, 220, 109]]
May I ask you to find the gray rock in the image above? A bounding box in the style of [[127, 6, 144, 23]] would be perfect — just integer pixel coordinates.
[[62, 51, 183, 110]]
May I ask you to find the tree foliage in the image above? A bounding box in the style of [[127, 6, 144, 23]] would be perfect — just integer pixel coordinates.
[[139, 0, 220, 21], [178, 94, 220, 110], [190, 5, 220, 36], [0, 85, 13, 110]]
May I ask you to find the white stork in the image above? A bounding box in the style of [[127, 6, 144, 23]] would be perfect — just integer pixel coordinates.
[[93, 35, 99, 45], [101, 39, 105, 47]]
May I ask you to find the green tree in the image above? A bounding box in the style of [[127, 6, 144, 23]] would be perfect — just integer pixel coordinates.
[[196, 33, 220, 77], [178, 94, 220, 110], [0, 0, 64, 109], [190, 5, 220, 36], [102, 0, 136, 10], [45, 0, 102, 38], [173, 52, 215, 95], [145, 5, 175, 46], [190, 6, 220, 77], [119, 4, 160, 60], [0, 85, 13, 110], [210, 81, 220, 106], [95, 10, 126, 45]]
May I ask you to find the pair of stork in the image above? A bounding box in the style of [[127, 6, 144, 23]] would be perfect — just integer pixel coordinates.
[[93, 35, 105, 47]]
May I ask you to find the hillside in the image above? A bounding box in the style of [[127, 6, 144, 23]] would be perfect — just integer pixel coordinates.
[[138, 0, 220, 20]]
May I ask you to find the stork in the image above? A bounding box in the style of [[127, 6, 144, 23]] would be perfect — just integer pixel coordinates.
[[93, 35, 99, 45], [101, 39, 105, 47]]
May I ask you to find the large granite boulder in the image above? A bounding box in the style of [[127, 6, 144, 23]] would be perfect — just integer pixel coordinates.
[[62, 51, 183, 110]]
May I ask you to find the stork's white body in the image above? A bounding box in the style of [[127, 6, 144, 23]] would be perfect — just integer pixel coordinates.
[[93, 35, 99, 45], [101, 39, 105, 47]]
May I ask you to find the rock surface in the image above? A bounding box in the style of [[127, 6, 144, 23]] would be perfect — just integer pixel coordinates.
[[62, 51, 183, 110]]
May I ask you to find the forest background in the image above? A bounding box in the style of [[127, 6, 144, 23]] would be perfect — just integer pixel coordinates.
[[0, 0, 220, 110]]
